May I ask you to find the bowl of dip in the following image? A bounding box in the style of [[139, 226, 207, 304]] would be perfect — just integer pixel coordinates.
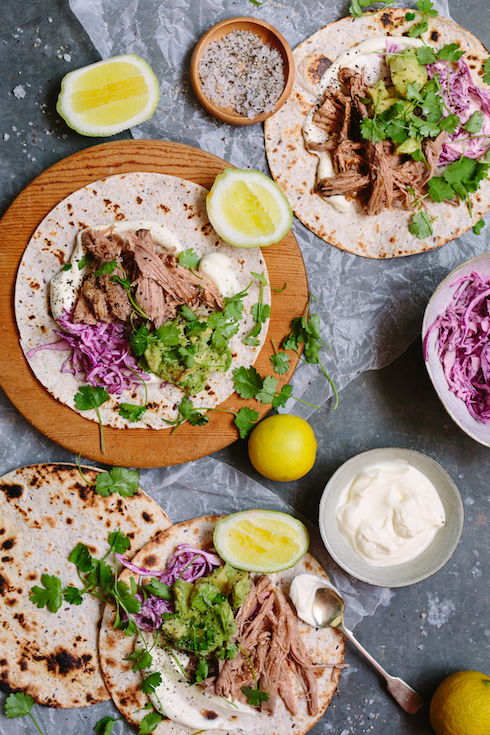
[[319, 448, 464, 587], [190, 17, 294, 125]]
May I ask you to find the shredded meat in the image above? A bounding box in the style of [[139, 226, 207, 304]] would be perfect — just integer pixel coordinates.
[[214, 577, 337, 718], [309, 67, 446, 216], [73, 227, 224, 327]]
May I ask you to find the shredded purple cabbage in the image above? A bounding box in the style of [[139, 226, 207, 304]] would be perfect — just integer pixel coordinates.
[[424, 271, 490, 422], [385, 39, 402, 54], [26, 311, 149, 395], [427, 57, 490, 164], [117, 543, 222, 631]]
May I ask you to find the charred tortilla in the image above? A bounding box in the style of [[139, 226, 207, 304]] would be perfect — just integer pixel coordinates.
[[0, 463, 171, 707], [264, 9, 490, 258], [99, 515, 345, 735], [15, 171, 270, 428]]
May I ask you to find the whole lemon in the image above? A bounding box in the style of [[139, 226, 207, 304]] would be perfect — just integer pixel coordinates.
[[429, 670, 490, 735], [248, 414, 317, 482]]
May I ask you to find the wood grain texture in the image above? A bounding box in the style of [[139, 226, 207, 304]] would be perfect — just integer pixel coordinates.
[[0, 140, 308, 467]]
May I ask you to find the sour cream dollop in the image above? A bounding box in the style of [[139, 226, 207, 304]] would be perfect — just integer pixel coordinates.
[[141, 641, 257, 730], [198, 252, 240, 298], [302, 36, 425, 213], [335, 459, 445, 566], [290, 573, 342, 628]]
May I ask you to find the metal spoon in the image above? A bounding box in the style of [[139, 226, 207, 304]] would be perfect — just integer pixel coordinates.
[[312, 586, 424, 715]]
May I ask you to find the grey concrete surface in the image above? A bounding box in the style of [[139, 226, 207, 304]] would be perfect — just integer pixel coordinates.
[[0, 2, 489, 735]]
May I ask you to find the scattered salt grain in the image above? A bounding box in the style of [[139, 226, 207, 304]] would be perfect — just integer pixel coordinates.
[[3, 134, 9, 141], [199, 30, 284, 119], [13, 85, 26, 99], [63, 53, 71, 62]]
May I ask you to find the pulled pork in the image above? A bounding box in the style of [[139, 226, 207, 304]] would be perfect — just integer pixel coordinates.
[[213, 576, 338, 717], [72, 227, 223, 328], [307, 68, 448, 214]]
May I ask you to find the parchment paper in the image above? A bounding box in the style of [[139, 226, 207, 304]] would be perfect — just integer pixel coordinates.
[[0, 392, 391, 734], [67, 0, 490, 416]]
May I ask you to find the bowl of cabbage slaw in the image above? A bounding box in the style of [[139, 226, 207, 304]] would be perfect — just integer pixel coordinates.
[[423, 251, 490, 447]]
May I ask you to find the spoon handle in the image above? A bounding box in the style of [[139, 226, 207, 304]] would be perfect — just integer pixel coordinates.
[[339, 624, 424, 714]]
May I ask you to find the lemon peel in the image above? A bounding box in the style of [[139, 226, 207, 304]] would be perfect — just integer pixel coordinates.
[[213, 510, 309, 573], [206, 169, 293, 248], [56, 54, 159, 137]]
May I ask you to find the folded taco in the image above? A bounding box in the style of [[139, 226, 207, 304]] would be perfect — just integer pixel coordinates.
[[15, 172, 270, 428], [99, 516, 345, 735], [265, 9, 490, 258]]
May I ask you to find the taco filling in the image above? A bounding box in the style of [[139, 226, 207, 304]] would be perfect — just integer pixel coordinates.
[[303, 36, 490, 222]]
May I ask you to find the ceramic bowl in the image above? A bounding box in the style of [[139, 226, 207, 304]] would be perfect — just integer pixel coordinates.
[[423, 252, 490, 448], [318, 447, 464, 587], [190, 16, 294, 125]]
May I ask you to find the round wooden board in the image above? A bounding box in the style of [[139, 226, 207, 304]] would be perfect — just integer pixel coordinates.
[[0, 140, 308, 467]]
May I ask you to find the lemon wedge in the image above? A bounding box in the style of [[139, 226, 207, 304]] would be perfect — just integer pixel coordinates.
[[213, 510, 309, 573], [206, 169, 293, 248], [56, 54, 159, 137]]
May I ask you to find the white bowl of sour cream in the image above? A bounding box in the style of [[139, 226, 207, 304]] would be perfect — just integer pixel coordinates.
[[319, 448, 464, 587]]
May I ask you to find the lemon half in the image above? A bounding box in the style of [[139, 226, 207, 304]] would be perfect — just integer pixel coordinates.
[[56, 54, 159, 137], [206, 169, 293, 248], [213, 509, 309, 573]]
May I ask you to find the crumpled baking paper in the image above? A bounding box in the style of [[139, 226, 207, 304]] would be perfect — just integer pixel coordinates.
[[67, 0, 490, 416]]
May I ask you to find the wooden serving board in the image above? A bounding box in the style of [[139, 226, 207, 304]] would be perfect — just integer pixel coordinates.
[[0, 140, 308, 467]]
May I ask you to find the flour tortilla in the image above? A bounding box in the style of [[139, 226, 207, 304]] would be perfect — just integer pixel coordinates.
[[99, 515, 345, 735], [0, 463, 171, 707], [15, 172, 271, 428], [264, 9, 490, 258]]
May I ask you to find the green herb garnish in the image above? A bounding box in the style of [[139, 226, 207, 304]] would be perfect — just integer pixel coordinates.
[[62, 263, 72, 271], [270, 338, 290, 375], [5, 693, 46, 735], [119, 403, 147, 422], [243, 272, 271, 347], [94, 716, 124, 735], [410, 211, 434, 239], [473, 218, 486, 235], [233, 407, 260, 439], [29, 574, 63, 613], [407, 0, 438, 38], [141, 672, 163, 694], [178, 248, 200, 270], [74, 385, 109, 453], [349, 0, 394, 18], [94, 259, 119, 277], [139, 711, 164, 734], [483, 58, 490, 85], [78, 252, 95, 270]]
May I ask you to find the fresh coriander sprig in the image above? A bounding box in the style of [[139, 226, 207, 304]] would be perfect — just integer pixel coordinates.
[[270, 338, 290, 375], [5, 693, 46, 735], [139, 711, 164, 734], [243, 272, 271, 347], [483, 58, 490, 85], [74, 385, 109, 453], [238, 644, 270, 707], [473, 218, 486, 235], [76, 455, 140, 498], [349, 0, 394, 18], [162, 396, 209, 433], [94, 716, 125, 735], [407, 0, 438, 38]]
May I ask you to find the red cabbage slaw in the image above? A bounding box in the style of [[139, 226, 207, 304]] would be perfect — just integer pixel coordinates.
[[424, 271, 490, 423], [117, 544, 223, 631], [427, 57, 490, 164], [26, 310, 149, 395]]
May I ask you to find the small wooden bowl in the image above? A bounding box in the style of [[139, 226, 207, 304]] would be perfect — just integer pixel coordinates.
[[190, 16, 294, 126]]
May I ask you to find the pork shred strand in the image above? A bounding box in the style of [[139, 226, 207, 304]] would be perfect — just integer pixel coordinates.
[[72, 227, 224, 327], [215, 576, 331, 717], [310, 67, 445, 215]]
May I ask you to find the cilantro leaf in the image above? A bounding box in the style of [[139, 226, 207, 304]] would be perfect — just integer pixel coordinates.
[[74, 385, 109, 411], [410, 211, 434, 239], [349, 0, 394, 17], [178, 396, 209, 427], [439, 113, 460, 134], [63, 586, 84, 605], [407, 19, 428, 38], [428, 176, 455, 202], [141, 672, 163, 694], [78, 252, 95, 270], [251, 302, 271, 324], [272, 383, 293, 410], [155, 323, 182, 346], [95, 467, 140, 498], [233, 366, 263, 399], [406, 82, 423, 103], [241, 686, 270, 707], [405, 11, 415, 20], [94, 259, 118, 277], [5, 692, 35, 718], [62, 263, 72, 271], [108, 529, 131, 554], [69, 543, 95, 572], [360, 116, 386, 143], [416, 0, 438, 17], [483, 58, 490, 86], [30, 574, 63, 613], [94, 716, 122, 734], [270, 351, 290, 375], [145, 578, 172, 600], [417, 46, 436, 65], [178, 248, 200, 270], [438, 42, 464, 62], [234, 407, 259, 439], [119, 403, 147, 422], [179, 304, 197, 321], [463, 111, 484, 134], [473, 218, 486, 235], [130, 324, 155, 357], [255, 375, 278, 405], [195, 658, 209, 684], [139, 711, 164, 734]]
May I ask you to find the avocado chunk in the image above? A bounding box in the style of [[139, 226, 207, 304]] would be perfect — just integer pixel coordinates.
[[387, 49, 428, 98], [367, 80, 401, 114], [395, 137, 421, 155]]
